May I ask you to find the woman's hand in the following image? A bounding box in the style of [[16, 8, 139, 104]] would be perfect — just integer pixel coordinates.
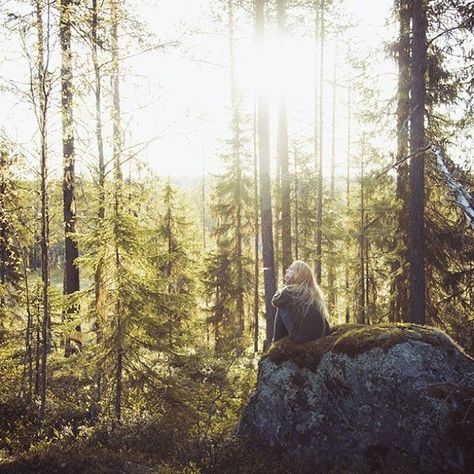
[[284, 267, 295, 285]]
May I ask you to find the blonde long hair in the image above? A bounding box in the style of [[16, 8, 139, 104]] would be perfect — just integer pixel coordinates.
[[286, 260, 329, 322]]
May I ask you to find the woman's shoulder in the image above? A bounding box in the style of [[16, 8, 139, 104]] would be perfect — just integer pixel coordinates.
[[272, 286, 293, 307]]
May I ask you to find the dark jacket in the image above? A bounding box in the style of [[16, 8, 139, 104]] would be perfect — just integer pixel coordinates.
[[272, 287, 330, 344]]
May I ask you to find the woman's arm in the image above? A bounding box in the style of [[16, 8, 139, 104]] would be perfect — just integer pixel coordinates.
[[272, 287, 291, 308], [272, 308, 289, 343]]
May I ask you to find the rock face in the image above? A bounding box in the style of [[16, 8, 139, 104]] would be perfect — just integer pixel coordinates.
[[237, 324, 474, 473]]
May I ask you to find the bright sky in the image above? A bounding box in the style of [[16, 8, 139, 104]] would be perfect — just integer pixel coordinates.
[[0, 0, 395, 179]]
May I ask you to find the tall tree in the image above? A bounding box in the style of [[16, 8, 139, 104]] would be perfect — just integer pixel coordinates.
[[157, 182, 197, 348], [227, 0, 245, 336], [253, 91, 260, 352], [358, 137, 366, 324], [327, 45, 337, 316], [315, 0, 325, 284], [34, 0, 51, 422], [255, 0, 276, 349], [60, 0, 81, 357], [293, 146, 300, 260], [313, 3, 319, 270], [92, 0, 106, 348], [389, 0, 411, 323], [110, 0, 124, 422], [409, 0, 427, 324], [345, 59, 352, 323], [277, 0, 292, 274]]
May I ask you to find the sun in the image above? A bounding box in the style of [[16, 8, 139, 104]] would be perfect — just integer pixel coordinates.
[[236, 33, 316, 112]]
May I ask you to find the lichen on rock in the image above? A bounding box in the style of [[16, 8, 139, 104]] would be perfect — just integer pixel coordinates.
[[237, 324, 474, 473]]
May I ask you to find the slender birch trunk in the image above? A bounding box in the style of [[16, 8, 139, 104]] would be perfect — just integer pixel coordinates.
[[35, 0, 50, 422]]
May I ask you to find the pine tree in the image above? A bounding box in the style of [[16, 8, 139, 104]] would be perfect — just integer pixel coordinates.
[[255, 0, 276, 348], [389, 0, 411, 324], [408, 0, 428, 324], [154, 182, 198, 350], [59, 0, 81, 357], [315, 0, 325, 284], [277, 0, 292, 274]]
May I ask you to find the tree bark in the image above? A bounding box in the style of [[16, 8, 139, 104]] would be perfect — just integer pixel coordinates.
[[390, 0, 411, 323], [327, 46, 337, 316], [111, 0, 123, 422], [22, 249, 34, 399], [227, 0, 245, 337], [253, 88, 260, 352], [35, 0, 50, 422], [277, 0, 292, 274], [409, 0, 427, 325], [92, 0, 106, 346], [255, 0, 276, 349], [358, 137, 366, 324], [293, 147, 299, 260], [316, 0, 325, 284], [345, 62, 351, 324], [60, 0, 81, 357]]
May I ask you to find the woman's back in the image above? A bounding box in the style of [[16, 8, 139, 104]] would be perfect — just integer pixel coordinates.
[[272, 286, 330, 343]]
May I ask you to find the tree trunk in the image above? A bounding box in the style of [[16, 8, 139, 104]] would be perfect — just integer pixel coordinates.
[[92, 0, 106, 346], [35, 0, 50, 422], [365, 239, 370, 324], [227, 0, 245, 337], [277, 0, 292, 274], [316, 0, 325, 284], [313, 3, 319, 202], [23, 249, 34, 399], [255, 0, 276, 349], [90, 0, 107, 410], [293, 148, 299, 260], [201, 159, 206, 249], [60, 0, 81, 357], [327, 46, 337, 316], [34, 306, 41, 397], [253, 89, 260, 352], [409, 0, 427, 325], [345, 62, 351, 324], [111, 0, 123, 422], [358, 137, 366, 324], [391, 0, 411, 323]]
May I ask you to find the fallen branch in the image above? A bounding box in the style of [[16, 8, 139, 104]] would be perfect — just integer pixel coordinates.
[[431, 145, 474, 231], [373, 144, 432, 181]]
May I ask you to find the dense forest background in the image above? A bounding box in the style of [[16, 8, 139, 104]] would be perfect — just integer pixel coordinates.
[[0, 0, 473, 472]]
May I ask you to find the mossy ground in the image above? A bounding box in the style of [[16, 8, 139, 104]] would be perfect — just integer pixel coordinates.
[[265, 323, 470, 371]]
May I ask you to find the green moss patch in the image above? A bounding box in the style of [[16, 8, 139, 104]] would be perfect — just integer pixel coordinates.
[[264, 323, 469, 371]]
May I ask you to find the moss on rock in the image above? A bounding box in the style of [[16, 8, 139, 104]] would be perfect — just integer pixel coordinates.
[[265, 323, 470, 370]]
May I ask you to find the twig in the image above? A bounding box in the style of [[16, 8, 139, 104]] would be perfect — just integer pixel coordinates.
[[373, 144, 432, 181]]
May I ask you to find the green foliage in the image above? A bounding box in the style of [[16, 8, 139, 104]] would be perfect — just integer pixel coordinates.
[[0, 138, 27, 324], [425, 157, 474, 353], [203, 117, 256, 352]]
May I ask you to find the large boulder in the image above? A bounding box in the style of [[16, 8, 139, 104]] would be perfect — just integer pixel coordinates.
[[237, 324, 474, 473]]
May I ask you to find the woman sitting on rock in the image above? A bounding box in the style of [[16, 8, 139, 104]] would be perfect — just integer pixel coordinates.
[[272, 260, 330, 344]]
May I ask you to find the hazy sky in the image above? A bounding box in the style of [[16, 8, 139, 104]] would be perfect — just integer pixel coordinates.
[[0, 0, 394, 179]]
